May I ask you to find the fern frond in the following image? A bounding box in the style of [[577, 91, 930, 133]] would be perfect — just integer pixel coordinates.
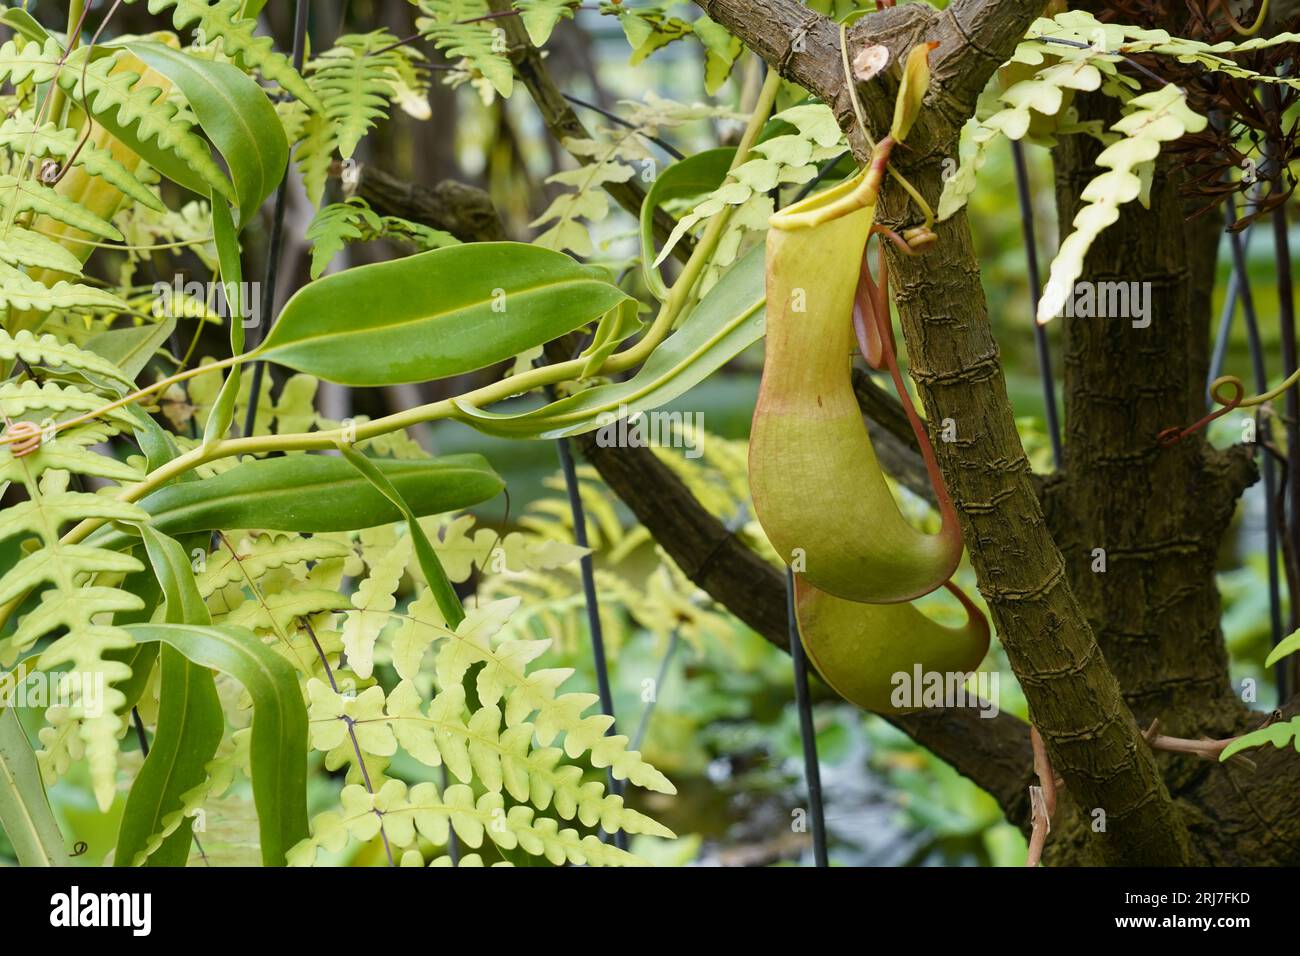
[[413, 512, 586, 585], [292, 111, 337, 208], [341, 534, 411, 679], [0, 329, 137, 391], [0, 40, 233, 205], [406, 596, 672, 791], [305, 198, 382, 278], [416, 0, 514, 99], [130, 0, 322, 109], [0, 173, 123, 241], [307, 32, 404, 161], [514, 0, 578, 46], [0, 263, 127, 313], [0, 116, 163, 211], [0, 461, 146, 810], [306, 198, 460, 277], [288, 780, 650, 866], [0, 227, 85, 275], [197, 532, 352, 602]]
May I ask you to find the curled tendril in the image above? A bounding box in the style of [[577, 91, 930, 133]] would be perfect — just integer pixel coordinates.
[[1157, 361, 1300, 448], [4, 420, 44, 458], [1157, 377, 1245, 447]]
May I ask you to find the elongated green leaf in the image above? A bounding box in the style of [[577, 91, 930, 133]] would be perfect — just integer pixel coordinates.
[[639, 148, 734, 301], [116, 645, 221, 866], [116, 526, 222, 867], [123, 622, 307, 866], [254, 243, 633, 386], [0, 704, 69, 866], [125, 41, 287, 222], [91, 453, 504, 551], [0, 6, 51, 43], [335, 443, 465, 628], [455, 243, 765, 438], [85, 317, 176, 380]]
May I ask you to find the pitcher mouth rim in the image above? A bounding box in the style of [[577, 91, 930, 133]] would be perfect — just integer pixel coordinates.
[[768, 162, 874, 232]]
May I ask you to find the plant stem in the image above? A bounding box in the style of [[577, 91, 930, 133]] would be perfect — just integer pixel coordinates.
[[614, 66, 782, 365], [44, 0, 87, 125], [631, 629, 679, 752]]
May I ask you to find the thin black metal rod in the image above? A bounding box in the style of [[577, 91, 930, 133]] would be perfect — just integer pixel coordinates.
[[1270, 226, 1299, 682], [793, 156, 843, 204], [132, 707, 150, 756], [554, 435, 627, 850], [1011, 140, 1063, 469], [630, 629, 680, 752], [787, 568, 827, 867], [1207, 221, 1257, 402], [561, 94, 685, 160], [1226, 197, 1288, 700], [241, 0, 310, 439]]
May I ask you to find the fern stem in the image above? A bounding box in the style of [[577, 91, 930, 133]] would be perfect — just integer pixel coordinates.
[[302, 616, 396, 867], [562, 94, 685, 160], [787, 567, 827, 867]]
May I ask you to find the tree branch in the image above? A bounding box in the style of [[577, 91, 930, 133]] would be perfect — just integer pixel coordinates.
[[334, 162, 507, 242]]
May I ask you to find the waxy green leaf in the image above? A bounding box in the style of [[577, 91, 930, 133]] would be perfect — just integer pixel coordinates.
[[254, 243, 633, 386], [116, 526, 222, 867], [125, 41, 288, 222], [0, 704, 69, 866], [91, 454, 503, 553], [124, 622, 307, 866]]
